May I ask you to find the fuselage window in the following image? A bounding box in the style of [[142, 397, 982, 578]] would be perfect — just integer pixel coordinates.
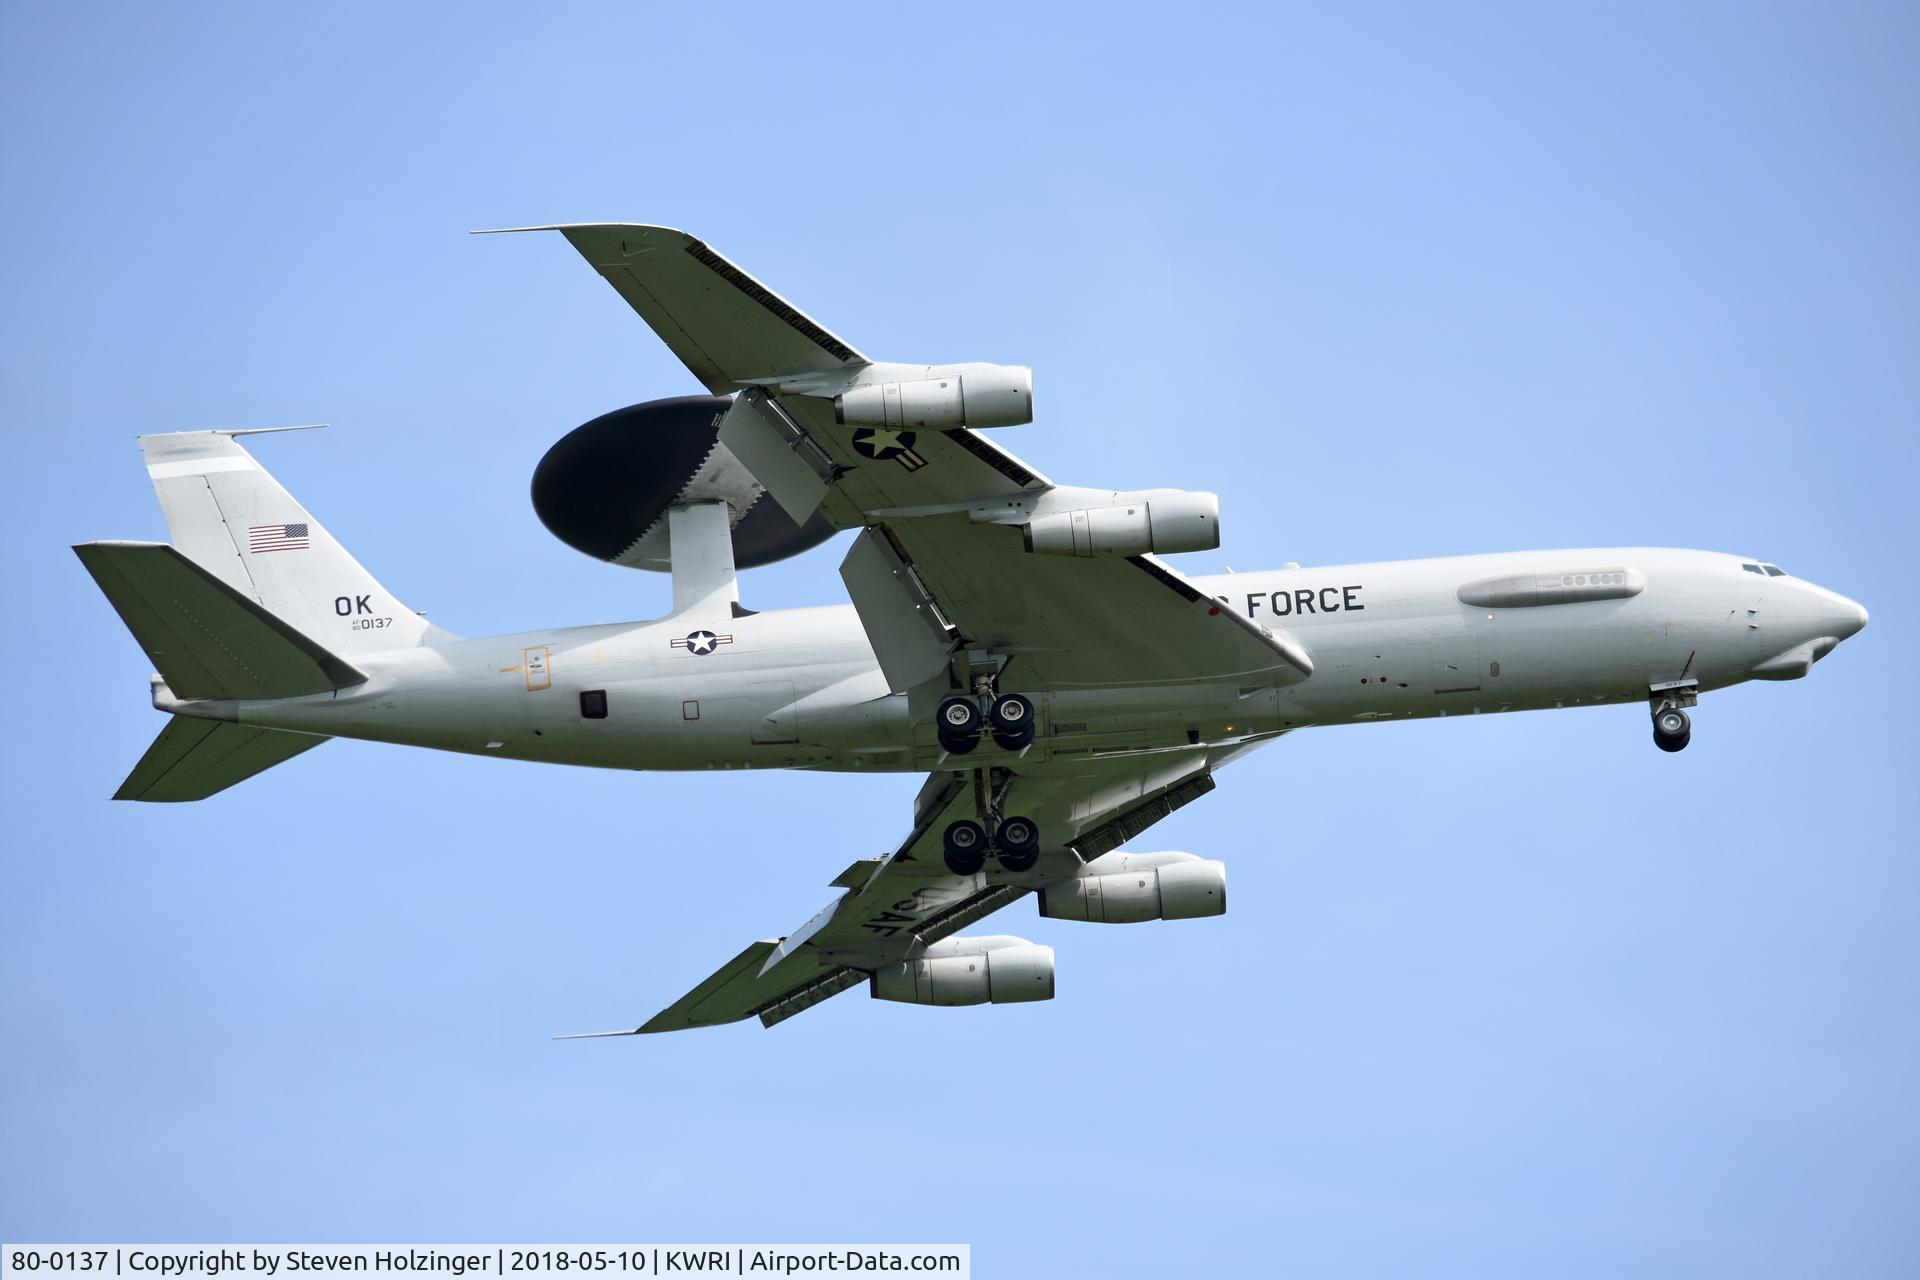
[[580, 689, 609, 719]]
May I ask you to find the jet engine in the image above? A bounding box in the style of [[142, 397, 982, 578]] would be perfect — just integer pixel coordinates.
[[869, 935, 1055, 1006], [531, 396, 836, 571], [1038, 851, 1227, 923], [834, 363, 1033, 429], [1023, 490, 1220, 558]]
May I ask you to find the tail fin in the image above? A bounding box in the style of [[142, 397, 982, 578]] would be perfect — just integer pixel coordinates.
[[137, 428, 449, 657]]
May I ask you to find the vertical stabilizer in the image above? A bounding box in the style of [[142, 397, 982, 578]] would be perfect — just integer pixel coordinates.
[[668, 501, 741, 622], [137, 430, 445, 656]]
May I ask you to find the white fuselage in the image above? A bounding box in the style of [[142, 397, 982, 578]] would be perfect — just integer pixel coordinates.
[[204, 547, 1867, 775]]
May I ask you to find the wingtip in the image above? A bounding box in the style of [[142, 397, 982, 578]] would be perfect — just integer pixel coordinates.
[[552, 1027, 643, 1040], [470, 222, 693, 239], [218, 423, 329, 438]]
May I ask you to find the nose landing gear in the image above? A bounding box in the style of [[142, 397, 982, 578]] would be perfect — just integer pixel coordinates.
[[1648, 677, 1698, 753], [1653, 706, 1692, 753]]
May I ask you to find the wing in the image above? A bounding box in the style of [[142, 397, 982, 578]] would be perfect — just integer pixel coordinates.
[[525, 223, 1314, 693], [479, 223, 867, 393], [570, 749, 1226, 1035], [524, 226, 1305, 1034]]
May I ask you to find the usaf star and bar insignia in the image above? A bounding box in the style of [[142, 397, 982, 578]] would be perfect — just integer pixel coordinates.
[[671, 630, 734, 656], [849, 427, 928, 472]]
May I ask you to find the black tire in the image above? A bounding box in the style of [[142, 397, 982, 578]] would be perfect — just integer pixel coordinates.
[[1653, 707, 1691, 752], [1651, 710, 1697, 752], [1654, 725, 1692, 753], [989, 693, 1034, 734], [996, 816, 1040, 872], [992, 722, 1036, 752], [940, 730, 980, 756], [936, 696, 982, 754], [943, 819, 988, 875], [997, 815, 1040, 854]]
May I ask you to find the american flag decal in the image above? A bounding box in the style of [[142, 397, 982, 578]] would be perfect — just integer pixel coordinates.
[[248, 522, 310, 553]]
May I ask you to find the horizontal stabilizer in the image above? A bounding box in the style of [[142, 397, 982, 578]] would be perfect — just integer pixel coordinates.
[[115, 717, 326, 802], [75, 541, 365, 700]]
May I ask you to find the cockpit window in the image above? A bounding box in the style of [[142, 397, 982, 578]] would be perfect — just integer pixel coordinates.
[[1763, 564, 1787, 577], [1742, 563, 1764, 575]]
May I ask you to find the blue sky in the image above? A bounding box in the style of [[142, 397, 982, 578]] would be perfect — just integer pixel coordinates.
[[2, 2, 1915, 1274]]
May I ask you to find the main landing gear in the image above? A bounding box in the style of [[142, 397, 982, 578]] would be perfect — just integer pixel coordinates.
[[941, 748, 1043, 874], [935, 692, 1036, 755], [942, 811, 1042, 876], [936, 676, 1043, 875]]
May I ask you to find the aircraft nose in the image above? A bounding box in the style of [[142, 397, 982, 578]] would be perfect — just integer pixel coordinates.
[[1832, 595, 1869, 641], [1808, 585, 1868, 642]]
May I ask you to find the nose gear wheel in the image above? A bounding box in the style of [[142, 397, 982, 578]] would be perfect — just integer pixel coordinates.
[[1652, 706, 1692, 753]]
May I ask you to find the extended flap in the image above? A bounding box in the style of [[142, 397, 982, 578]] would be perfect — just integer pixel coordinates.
[[838, 529, 954, 694], [716, 390, 831, 524]]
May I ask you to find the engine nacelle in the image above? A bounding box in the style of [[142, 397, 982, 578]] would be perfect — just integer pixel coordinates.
[[869, 935, 1055, 1007], [835, 363, 1033, 429], [1024, 490, 1220, 558], [1038, 851, 1227, 924]]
